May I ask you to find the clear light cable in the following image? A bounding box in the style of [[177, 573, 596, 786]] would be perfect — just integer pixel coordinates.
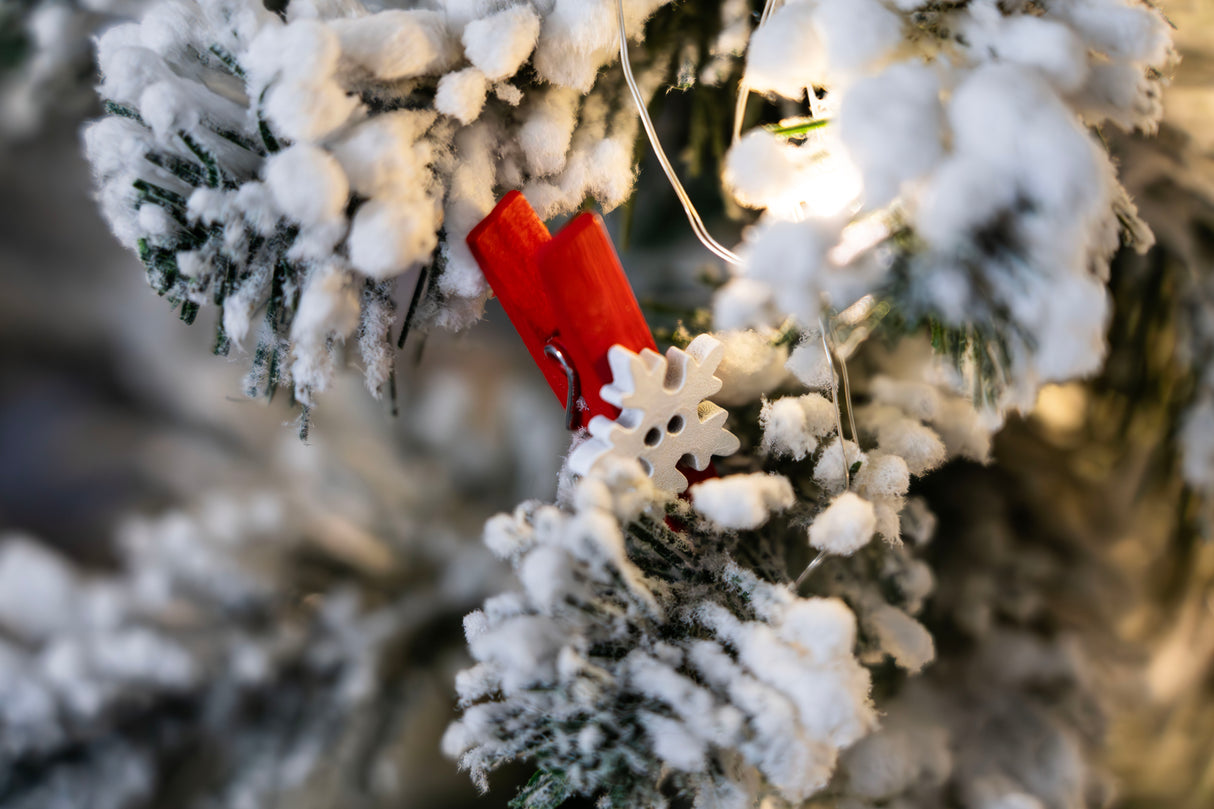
[[794, 550, 826, 589], [819, 317, 852, 491], [614, 0, 858, 593], [616, 0, 743, 266], [732, 0, 781, 144], [835, 340, 860, 447]]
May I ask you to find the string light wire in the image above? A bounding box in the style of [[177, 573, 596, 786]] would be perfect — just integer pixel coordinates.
[[616, 0, 862, 593], [732, 0, 781, 144], [618, 0, 860, 497], [794, 550, 826, 589], [616, 0, 742, 266], [819, 317, 852, 490]]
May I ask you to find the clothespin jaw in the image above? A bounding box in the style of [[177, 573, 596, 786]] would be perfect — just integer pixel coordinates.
[[467, 191, 656, 430]]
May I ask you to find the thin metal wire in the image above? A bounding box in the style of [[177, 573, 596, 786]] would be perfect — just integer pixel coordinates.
[[731, 79, 749, 145], [793, 550, 827, 589], [544, 343, 580, 430], [828, 319, 860, 446], [616, 0, 743, 267], [839, 351, 859, 448], [617, 2, 855, 597], [793, 320, 856, 592], [758, 1, 781, 39], [818, 317, 851, 491], [731, 0, 781, 144]]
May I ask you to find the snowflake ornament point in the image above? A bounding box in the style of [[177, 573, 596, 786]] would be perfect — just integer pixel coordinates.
[[569, 334, 741, 494]]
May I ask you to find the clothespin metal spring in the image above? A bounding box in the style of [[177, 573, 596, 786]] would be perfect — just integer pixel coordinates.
[[543, 342, 580, 430]]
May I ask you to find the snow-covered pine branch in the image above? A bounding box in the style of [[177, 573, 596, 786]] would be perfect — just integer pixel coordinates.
[[84, 0, 675, 411], [57, 1, 1206, 806], [444, 458, 885, 809], [445, 330, 1004, 807], [714, 0, 1173, 410], [0, 491, 468, 809]]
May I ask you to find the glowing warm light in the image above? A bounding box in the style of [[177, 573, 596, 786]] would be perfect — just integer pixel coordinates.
[[797, 152, 863, 219], [1033, 383, 1087, 433]]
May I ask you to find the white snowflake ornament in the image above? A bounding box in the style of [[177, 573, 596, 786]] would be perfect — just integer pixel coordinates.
[[568, 334, 741, 493]]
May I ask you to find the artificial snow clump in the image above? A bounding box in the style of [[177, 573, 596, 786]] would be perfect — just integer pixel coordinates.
[[691, 473, 794, 531], [866, 604, 936, 672], [760, 393, 838, 460], [840, 716, 952, 801], [435, 67, 490, 125], [697, 0, 752, 85], [854, 451, 910, 499], [867, 409, 949, 475], [711, 329, 790, 406], [839, 62, 944, 208], [264, 144, 348, 228], [723, 129, 820, 211], [529, 0, 669, 92], [809, 492, 877, 556], [712, 277, 785, 332], [288, 264, 360, 403], [811, 0, 905, 80], [461, 5, 541, 81], [856, 362, 996, 473], [786, 336, 835, 390], [733, 215, 875, 328], [742, 3, 825, 100], [812, 436, 867, 495], [0, 537, 83, 642]]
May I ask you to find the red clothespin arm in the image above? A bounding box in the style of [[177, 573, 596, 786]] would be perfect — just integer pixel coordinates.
[[467, 191, 655, 430], [535, 211, 658, 424]]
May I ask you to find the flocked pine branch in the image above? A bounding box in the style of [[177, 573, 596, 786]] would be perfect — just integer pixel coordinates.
[[445, 327, 1009, 807], [714, 0, 1173, 411], [82, 0, 699, 417], [438, 1, 1181, 807]]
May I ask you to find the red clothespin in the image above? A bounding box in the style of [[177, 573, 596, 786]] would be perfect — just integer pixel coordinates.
[[467, 191, 717, 488], [467, 191, 657, 430]]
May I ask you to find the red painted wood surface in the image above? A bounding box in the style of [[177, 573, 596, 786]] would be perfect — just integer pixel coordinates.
[[467, 191, 655, 430], [536, 211, 658, 427]]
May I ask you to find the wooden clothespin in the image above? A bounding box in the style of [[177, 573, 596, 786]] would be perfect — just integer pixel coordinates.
[[468, 192, 719, 491], [467, 191, 657, 431]]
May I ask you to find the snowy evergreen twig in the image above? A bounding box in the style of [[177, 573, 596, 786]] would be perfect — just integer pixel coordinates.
[[85, 0, 678, 410], [715, 0, 1173, 409]]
